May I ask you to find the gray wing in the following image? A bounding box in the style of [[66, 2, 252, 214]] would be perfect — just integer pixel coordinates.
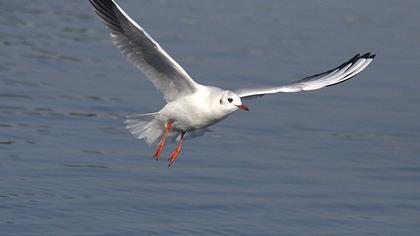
[[89, 0, 201, 102], [235, 53, 375, 99]]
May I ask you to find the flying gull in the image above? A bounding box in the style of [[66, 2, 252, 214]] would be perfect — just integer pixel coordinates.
[[89, 0, 375, 166]]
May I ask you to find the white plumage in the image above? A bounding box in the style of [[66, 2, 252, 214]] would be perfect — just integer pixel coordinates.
[[89, 0, 375, 166]]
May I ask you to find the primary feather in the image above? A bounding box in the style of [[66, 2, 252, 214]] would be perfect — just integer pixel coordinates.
[[89, 0, 201, 102], [235, 53, 375, 99]]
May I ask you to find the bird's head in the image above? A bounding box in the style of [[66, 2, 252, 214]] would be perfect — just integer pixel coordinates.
[[219, 91, 249, 113]]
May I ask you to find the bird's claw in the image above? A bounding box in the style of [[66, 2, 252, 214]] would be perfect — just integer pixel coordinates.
[[153, 146, 163, 160], [168, 151, 179, 167]]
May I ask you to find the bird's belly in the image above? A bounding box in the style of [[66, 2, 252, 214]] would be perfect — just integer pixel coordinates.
[[172, 111, 225, 131], [160, 100, 228, 132]]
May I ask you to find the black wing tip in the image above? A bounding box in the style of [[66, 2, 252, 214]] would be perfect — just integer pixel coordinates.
[[89, 0, 117, 13], [89, 0, 113, 5], [341, 51, 375, 70], [89, 0, 126, 33], [324, 52, 375, 88], [359, 52, 376, 59]]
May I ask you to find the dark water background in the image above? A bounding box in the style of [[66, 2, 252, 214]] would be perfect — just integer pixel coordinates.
[[1, 0, 419, 235]]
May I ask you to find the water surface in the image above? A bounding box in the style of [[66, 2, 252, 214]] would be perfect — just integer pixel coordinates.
[[1, 0, 419, 235]]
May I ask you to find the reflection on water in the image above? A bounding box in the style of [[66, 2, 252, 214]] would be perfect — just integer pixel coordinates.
[[1, 0, 420, 235]]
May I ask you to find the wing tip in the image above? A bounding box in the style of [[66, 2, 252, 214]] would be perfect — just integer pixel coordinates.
[[360, 52, 376, 60], [89, 0, 118, 17], [324, 51, 376, 88]]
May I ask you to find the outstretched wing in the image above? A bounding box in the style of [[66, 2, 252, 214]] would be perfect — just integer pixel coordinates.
[[89, 0, 201, 102], [235, 53, 375, 99]]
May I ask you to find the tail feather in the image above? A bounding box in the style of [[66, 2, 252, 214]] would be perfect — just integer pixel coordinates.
[[125, 112, 162, 145]]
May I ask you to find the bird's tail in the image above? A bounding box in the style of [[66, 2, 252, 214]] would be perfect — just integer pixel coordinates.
[[125, 112, 162, 145]]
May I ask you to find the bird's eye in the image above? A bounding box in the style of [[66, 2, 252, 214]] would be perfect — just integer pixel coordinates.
[[228, 98, 233, 103]]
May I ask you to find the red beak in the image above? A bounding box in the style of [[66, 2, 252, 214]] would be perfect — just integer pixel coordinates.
[[236, 104, 249, 111]]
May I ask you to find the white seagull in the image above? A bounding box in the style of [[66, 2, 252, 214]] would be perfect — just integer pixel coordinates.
[[89, 0, 375, 166]]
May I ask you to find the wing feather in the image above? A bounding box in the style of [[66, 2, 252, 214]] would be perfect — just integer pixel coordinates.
[[89, 0, 200, 102], [235, 53, 375, 99]]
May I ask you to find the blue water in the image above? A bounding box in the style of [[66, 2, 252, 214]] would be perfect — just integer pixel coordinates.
[[1, 0, 419, 235]]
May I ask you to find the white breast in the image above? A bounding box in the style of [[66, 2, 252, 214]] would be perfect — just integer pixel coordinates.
[[159, 87, 230, 131]]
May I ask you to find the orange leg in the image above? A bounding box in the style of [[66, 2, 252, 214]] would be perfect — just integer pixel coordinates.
[[153, 121, 173, 160], [168, 132, 186, 167]]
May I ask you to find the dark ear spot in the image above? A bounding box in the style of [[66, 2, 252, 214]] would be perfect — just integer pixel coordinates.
[[219, 99, 223, 104]]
